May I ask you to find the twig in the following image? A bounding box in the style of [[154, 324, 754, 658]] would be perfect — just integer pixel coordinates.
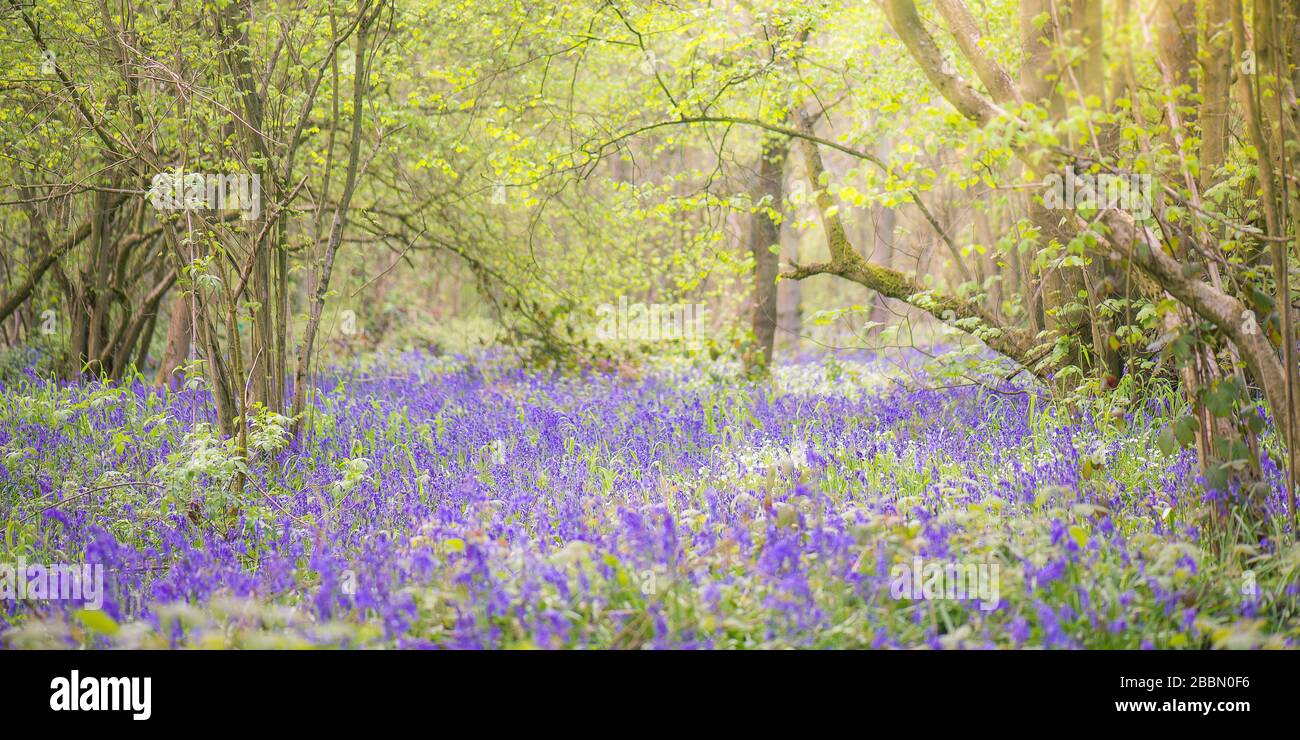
[[20, 481, 162, 524]]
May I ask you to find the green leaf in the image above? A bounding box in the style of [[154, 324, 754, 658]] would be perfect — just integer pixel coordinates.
[[74, 609, 120, 636], [1158, 427, 1178, 456], [1206, 381, 1238, 417], [1172, 415, 1199, 446], [1205, 464, 1230, 491], [1068, 524, 1088, 548]]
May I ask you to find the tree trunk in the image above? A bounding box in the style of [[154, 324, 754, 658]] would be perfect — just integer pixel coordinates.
[[154, 291, 192, 390], [746, 133, 786, 372], [292, 9, 375, 431], [776, 215, 801, 353]]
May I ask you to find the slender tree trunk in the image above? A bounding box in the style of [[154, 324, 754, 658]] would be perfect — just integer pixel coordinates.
[[1020, 0, 1088, 372], [746, 133, 786, 372], [155, 291, 193, 390], [292, 8, 375, 430], [776, 215, 801, 353]]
